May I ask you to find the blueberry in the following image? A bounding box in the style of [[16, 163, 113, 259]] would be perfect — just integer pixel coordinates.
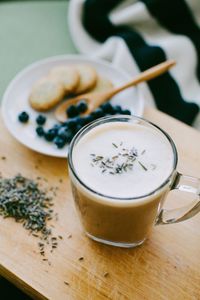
[[79, 117, 86, 126], [61, 121, 70, 128], [36, 114, 46, 125], [44, 129, 57, 141], [52, 124, 60, 130], [53, 136, 66, 149], [66, 105, 79, 118], [76, 100, 88, 113], [121, 109, 131, 115], [58, 126, 67, 134], [18, 111, 29, 123], [91, 108, 104, 119], [108, 105, 117, 115], [57, 127, 74, 143], [82, 115, 94, 125], [73, 124, 82, 134], [57, 127, 69, 139], [61, 121, 72, 132], [51, 124, 62, 134], [73, 116, 85, 126], [64, 129, 74, 143], [36, 126, 45, 137], [100, 103, 113, 114], [78, 117, 87, 126], [113, 105, 123, 114], [67, 118, 78, 129]]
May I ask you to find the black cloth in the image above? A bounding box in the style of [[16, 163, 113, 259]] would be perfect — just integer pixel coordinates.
[[83, 0, 200, 125]]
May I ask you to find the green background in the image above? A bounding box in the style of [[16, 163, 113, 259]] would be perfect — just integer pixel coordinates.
[[0, 1, 76, 298], [0, 0, 77, 101]]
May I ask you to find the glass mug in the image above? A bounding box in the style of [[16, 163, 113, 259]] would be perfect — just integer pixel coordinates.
[[68, 115, 200, 248]]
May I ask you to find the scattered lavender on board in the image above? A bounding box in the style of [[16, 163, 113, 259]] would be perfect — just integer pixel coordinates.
[[0, 174, 63, 261]]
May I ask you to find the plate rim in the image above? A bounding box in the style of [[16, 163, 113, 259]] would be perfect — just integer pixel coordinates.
[[1, 54, 144, 158]]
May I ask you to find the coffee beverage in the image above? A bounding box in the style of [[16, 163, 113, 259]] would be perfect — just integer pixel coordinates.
[[69, 116, 200, 247], [72, 122, 174, 198], [69, 119, 175, 246]]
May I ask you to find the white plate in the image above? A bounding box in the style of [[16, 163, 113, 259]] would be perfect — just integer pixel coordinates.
[[1, 55, 144, 158]]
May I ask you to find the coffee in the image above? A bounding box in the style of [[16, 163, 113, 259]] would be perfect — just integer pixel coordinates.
[[69, 119, 175, 246], [72, 122, 174, 198]]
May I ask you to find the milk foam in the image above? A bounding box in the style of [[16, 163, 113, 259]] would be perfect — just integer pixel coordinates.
[[72, 122, 174, 198]]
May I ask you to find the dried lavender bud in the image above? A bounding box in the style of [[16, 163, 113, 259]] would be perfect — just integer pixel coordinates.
[[78, 257, 84, 261]]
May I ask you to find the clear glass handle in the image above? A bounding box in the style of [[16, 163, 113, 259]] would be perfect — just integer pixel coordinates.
[[156, 172, 200, 225]]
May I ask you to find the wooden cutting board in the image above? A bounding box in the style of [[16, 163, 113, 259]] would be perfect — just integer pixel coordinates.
[[0, 108, 200, 300]]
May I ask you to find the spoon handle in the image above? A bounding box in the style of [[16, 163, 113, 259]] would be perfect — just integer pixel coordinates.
[[109, 59, 176, 97]]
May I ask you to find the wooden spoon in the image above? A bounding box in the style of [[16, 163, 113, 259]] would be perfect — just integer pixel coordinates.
[[55, 60, 176, 122]]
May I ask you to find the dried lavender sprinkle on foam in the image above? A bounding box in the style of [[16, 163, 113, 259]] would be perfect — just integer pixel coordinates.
[[90, 143, 153, 175]]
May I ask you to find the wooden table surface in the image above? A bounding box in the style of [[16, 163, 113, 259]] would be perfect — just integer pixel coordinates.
[[0, 108, 200, 300]]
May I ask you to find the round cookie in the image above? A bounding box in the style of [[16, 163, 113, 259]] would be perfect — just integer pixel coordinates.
[[49, 66, 80, 93], [29, 77, 65, 111], [74, 64, 97, 94], [89, 76, 113, 93]]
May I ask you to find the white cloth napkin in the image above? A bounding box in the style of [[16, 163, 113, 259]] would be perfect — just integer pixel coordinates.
[[68, 0, 200, 129]]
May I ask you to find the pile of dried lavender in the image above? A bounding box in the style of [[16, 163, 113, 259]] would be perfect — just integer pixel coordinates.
[[0, 174, 60, 259], [0, 174, 52, 231]]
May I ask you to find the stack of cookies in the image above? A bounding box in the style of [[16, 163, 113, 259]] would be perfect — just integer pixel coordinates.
[[29, 64, 113, 112]]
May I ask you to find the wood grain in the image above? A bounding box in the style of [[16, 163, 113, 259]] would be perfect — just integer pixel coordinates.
[[0, 108, 200, 300]]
